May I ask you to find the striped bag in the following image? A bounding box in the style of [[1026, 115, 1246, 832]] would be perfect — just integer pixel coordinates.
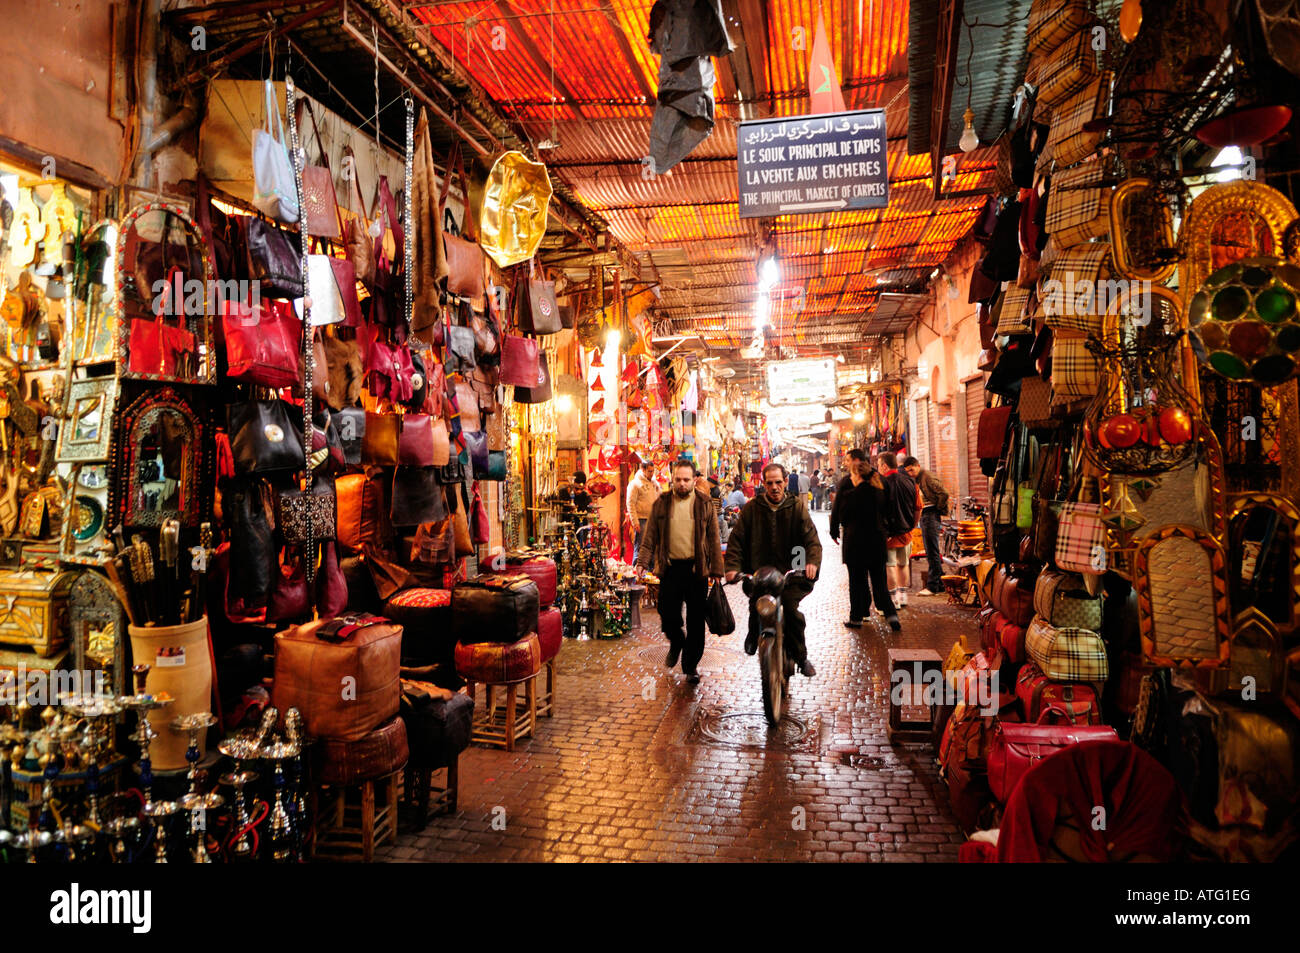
[[1025, 615, 1109, 681], [1042, 242, 1112, 334], [1046, 71, 1112, 169], [1037, 31, 1099, 110], [1050, 329, 1100, 400], [1045, 160, 1111, 248], [1027, 0, 1092, 58], [1054, 500, 1106, 574], [995, 283, 1034, 336]]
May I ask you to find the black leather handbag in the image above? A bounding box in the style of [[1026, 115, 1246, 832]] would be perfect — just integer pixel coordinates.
[[223, 476, 276, 613], [436, 454, 466, 485], [390, 466, 447, 526], [450, 574, 540, 645], [227, 400, 305, 475], [243, 216, 302, 299], [331, 407, 366, 464]]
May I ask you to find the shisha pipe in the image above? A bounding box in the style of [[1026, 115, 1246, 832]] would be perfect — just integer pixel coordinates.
[[217, 707, 276, 861], [120, 664, 172, 807], [172, 711, 219, 862], [141, 799, 178, 862], [172, 711, 216, 799], [284, 708, 307, 855], [258, 733, 299, 862]]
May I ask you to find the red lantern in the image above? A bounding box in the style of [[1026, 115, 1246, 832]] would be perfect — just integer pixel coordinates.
[[1101, 414, 1142, 449], [1157, 406, 1194, 445]]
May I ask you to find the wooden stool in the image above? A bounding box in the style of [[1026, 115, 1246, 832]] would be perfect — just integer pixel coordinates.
[[311, 770, 401, 862], [465, 677, 536, 750], [887, 648, 945, 745], [404, 758, 459, 829], [516, 657, 557, 720]]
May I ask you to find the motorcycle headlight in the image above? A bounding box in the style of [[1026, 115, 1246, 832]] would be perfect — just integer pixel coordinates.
[[755, 594, 779, 621]]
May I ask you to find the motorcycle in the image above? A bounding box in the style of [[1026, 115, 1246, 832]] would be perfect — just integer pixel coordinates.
[[727, 568, 803, 725]]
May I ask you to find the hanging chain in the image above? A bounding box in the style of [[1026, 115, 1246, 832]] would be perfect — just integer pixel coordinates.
[[405, 95, 414, 333], [286, 74, 318, 584]]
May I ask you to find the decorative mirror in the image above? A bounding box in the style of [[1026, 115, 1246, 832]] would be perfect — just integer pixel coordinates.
[[1110, 178, 1177, 284], [1179, 180, 1298, 300], [111, 387, 203, 528], [56, 376, 117, 462], [1135, 525, 1231, 669], [70, 219, 120, 364], [70, 570, 127, 702], [61, 463, 111, 565], [115, 203, 216, 385], [1226, 494, 1300, 632]]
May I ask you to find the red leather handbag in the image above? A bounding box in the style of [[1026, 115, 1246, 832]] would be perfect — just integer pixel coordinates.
[[991, 564, 1035, 627], [222, 298, 301, 388], [987, 721, 1117, 804], [397, 414, 436, 467], [470, 481, 490, 545], [499, 334, 540, 387], [977, 405, 1013, 460], [1016, 662, 1102, 725]]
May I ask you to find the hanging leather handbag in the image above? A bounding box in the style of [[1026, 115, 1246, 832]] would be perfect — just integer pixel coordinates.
[[451, 498, 473, 555], [398, 414, 436, 467], [987, 721, 1117, 804], [266, 548, 312, 624], [227, 400, 306, 474], [455, 379, 481, 432], [244, 216, 302, 299], [361, 326, 415, 404], [990, 564, 1036, 628], [411, 518, 457, 565], [436, 455, 466, 486], [430, 417, 451, 467], [1054, 485, 1106, 575], [486, 407, 506, 452], [276, 479, 337, 543], [446, 323, 477, 376], [335, 469, 387, 553], [469, 366, 500, 416], [329, 256, 362, 327], [514, 265, 561, 334], [450, 574, 540, 645], [514, 350, 552, 404], [1018, 375, 1054, 429], [484, 450, 507, 481], [297, 98, 342, 241], [315, 539, 348, 617], [470, 482, 490, 544], [390, 466, 446, 527], [252, 79, 299, 224], [404, 349, 432, 412], [361, 410, 401, 466], [472, 304, 501, 364], [977, 404, 1013, 463], [463, 429, 489, 477], [238, 279, 307, 375], [331, 407, 366, 464], [222, 478, 276, 614], [439, 146, 487, 300], [499, 333, 541, 387], [341, 145, 376, 285], [305, 253, 345, 326]]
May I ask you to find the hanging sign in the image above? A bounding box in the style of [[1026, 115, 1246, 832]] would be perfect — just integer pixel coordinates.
[[737, 109, 889, 219], [766, 358, 838, 407]]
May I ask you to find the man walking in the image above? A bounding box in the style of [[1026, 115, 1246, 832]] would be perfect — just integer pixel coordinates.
[[877, 452, 923, 607], [635, 460, 725, 684], [626, 460, 659, 562], [903, 456, 949, 597], [829, 449, 900, 631], [725, 463, 821, 677], [809, 469, 822, 510]]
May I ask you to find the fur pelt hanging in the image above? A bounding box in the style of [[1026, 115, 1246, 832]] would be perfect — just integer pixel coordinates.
[[322, 334, 363, 410]]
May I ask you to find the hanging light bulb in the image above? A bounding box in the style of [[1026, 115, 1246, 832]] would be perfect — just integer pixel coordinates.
[[959, 107, 979, 153]]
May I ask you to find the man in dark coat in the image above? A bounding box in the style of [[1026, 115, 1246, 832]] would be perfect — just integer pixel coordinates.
[[635, 459, 725, 683], [830, 449, 901, 631], [724, 462, 822, 677]]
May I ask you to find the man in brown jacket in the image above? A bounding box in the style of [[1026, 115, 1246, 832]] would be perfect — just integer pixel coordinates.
[[635, 459, 725, 683]]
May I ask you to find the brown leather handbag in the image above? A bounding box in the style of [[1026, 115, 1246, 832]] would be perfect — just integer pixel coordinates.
[[298, 99, 342, 241], [455, 379, 481, 432], [440, 145, 486, 300], [514, 265, 560, 334], [335, 470, 386, 553], [411, 519, 456, 565], [397, 414, 436, 467], [361, 410, 400, 466], [341, 145, 375, 284], [499, 334, 540, 387]]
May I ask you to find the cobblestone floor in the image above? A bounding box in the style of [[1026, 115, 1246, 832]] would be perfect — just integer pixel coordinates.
[[381, 513, 973, 862]]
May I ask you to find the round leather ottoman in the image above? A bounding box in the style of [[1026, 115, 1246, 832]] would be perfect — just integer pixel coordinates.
[[382, 587, 453, 665], [504, 556, 557, 608], [454, 632, 542, 684], [537, 607, 563, 662], [314, 716, 410, 786]]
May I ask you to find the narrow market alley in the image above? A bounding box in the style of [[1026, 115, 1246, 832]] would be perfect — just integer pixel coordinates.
[[382, 513, 966, 862]]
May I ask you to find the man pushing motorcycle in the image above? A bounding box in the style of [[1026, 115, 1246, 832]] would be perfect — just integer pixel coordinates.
[[724, 462, 822, 678]]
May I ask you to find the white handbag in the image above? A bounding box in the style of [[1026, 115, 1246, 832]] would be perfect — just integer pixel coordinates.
[[293, 254, 345, 326], [252, 80, 300, 224]]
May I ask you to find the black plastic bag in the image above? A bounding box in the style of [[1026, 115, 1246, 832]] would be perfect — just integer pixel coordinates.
[[705, 580, 735, 636]]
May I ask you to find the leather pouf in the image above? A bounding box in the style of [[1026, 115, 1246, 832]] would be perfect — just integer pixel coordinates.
[[314, 716, 409, 785], [504, 556, 557, 607], [537, 606, 563, 662], [400, 682, 474, 770], [382, 587, 454, 665], [454, 632, 542, 684]]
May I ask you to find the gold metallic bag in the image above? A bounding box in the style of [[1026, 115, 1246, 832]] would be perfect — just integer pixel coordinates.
[[469, 151, 553, 268]]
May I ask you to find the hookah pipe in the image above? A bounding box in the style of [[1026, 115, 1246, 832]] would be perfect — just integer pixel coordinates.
[[120, 663, 174, 862], [257, 708, 300, 863], [218, 706, 276, 861], [284, 708, 307, 859], [173, 711, 221, 863]]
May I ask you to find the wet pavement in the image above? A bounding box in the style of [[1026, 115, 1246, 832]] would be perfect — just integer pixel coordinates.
[[381, 513, 971, 862]]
